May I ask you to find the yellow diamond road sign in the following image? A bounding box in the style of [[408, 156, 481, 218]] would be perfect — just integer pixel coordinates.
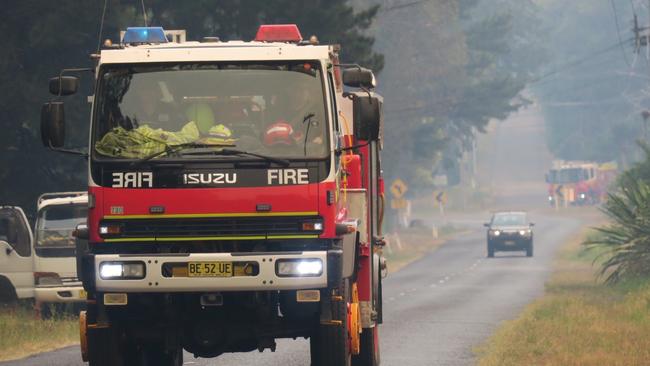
[[390, 178, 408, 199]]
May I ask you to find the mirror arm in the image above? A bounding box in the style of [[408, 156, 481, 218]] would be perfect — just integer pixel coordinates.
[[47, 142, 89, 158], [335, 141, 370, 155], [57, 67, 94, 97]]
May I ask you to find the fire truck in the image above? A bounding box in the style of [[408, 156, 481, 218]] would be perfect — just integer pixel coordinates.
[[546, 160, 617, 207], [41, 25, 385, 365]]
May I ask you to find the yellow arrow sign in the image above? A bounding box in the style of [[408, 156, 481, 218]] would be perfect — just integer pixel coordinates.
[[390, 178, 408, 199]]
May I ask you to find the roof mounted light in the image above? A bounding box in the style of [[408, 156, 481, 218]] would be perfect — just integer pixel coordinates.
[[254, 24, 303, 43], [122, 27, 168, 45]]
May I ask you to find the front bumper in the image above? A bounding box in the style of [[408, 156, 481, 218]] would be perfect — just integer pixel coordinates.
[[35, 285, 86, 303], [94, 251, 330, 292]]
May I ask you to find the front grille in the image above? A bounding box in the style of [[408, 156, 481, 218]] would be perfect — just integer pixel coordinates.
[[100, 216, 322, 240]]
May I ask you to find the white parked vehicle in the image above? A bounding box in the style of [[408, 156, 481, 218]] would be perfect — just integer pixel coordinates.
[[0, 206, 34, 303], [33, 192, 87, 315]]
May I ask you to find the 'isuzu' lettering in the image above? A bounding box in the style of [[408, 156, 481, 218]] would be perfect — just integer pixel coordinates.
[[183, 173, 237, 185], [267, 169, 309, 185], [112, 172, 153, 188]]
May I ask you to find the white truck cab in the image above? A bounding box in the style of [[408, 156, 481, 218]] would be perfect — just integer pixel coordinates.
[[0, 206, 34, 302], [33, 192, 88, 314]]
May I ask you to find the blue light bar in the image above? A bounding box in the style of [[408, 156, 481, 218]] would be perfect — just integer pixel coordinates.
[[122, 27, 168, 44]]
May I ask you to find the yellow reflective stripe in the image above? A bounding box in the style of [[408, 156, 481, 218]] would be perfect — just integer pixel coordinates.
[[103, 234, 319, 243], [104, 212, 319, 220]]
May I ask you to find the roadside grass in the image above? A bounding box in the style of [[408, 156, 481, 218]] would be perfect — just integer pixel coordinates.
[[0, 304, 78, 361], [384, 223, 463, 272], [476, 227, 650, 365]]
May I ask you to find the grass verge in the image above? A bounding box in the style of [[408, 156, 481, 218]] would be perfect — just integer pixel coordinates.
[[384, 223, 464, 273], [476, 227, 650, 365], [0, 304, 78, 362]]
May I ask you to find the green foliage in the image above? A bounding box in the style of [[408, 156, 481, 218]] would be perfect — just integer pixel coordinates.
[[585, 142, 650, 283], [365, 0, 542, 192]]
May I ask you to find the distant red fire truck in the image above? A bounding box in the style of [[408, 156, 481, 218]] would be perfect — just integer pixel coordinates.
[[546, 160, 617, 207]]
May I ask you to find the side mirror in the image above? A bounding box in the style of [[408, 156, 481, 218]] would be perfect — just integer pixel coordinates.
[[49, 76, 79, 96], [530, 222, 535, 227], [352, 94, 382, 141], [342, 68, 376, 89], [41, 102, 66, 148], [483, 223, 490, 227]]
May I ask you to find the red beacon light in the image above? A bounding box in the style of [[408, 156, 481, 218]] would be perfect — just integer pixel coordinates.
[[254, 24, 303, 43]]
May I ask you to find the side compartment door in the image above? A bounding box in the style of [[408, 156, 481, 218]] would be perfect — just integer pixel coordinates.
[[0, 207, 34, 299]]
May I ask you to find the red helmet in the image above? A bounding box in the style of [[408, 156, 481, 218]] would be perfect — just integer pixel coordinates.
[[264, 121, 294, 146]]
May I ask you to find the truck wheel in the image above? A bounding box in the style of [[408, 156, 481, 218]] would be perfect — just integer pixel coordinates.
[[87, 327, 125, 366], [310, 280, 351, 366], [526, 242, 534, 257], [352, 326, 380, 366], [487, 242, 495, 258], [0, 277, 17, 304], [138, 344, 183, 366]]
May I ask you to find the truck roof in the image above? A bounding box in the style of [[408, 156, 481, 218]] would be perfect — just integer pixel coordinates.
[[37, 192, 87, 210], [100, 41, 334, 65]]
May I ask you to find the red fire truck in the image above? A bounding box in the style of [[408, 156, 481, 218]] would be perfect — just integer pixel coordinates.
[[41, 25, 385, 366], [546, 160, 617, 207]]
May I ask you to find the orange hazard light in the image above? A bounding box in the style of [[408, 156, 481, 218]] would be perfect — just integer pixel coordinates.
[[255, 24, 303, 43]]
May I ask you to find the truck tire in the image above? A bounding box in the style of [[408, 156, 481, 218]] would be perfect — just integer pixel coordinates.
[[352, 326, 380, 366], [0, 277, 17, 304], [87, 327, 125, 366], [310, 279, 351, 366], [138, 344, 183, 366]]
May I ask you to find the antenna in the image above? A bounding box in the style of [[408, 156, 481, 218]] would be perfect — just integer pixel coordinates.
[[140, 0, 148, 27], [96, 0, 108, 53]]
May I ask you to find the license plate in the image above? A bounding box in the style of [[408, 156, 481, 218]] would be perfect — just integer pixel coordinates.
[[504, 240, 515, 246], [79, 289, 87, 299], [188, 262, 233, 277]]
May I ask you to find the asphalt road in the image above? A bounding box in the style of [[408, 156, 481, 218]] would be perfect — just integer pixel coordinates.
[[0, 212, 582, 366]]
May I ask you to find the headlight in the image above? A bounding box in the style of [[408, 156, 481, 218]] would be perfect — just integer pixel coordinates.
[[491, 230, 501, 236], [302, 220, 324, 232], [548, 196, 553, 201], [580, 193, 586, 199], [276, 259, 323, 277], [519, 229, 531, 236], [99, 223, 122, 237], [99, 262, 146, 280]]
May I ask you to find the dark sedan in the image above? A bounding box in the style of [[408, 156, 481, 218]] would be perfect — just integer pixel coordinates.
[[484, 211, 534, 257]]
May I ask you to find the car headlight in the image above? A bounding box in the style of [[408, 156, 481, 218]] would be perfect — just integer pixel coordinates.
[[580, 193, 586, 199], [519, 229, 531, 236], [548, 196, 553, 201], [99, 262, 146, 280], [491, 230, 501, 236], [276, 259, 323, 277]]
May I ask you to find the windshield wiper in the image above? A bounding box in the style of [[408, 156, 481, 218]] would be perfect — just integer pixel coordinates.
[[181, 147, 290, 167], [129, 142, 236, 167]]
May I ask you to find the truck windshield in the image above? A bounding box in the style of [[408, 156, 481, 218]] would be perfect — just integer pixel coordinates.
[[93, 62, 328, 161], [548, 168, 585, 184], [35, 204, 87, 248]]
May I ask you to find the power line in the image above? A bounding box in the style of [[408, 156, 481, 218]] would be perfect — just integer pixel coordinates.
[[529, 38, 634, 84], [380, 0, 428, 13], [610, 0, 632, 66]]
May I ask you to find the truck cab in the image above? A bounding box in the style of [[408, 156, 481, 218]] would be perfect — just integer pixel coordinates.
[[33, 192, 88, 316], [0, 206, 34, 303]]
